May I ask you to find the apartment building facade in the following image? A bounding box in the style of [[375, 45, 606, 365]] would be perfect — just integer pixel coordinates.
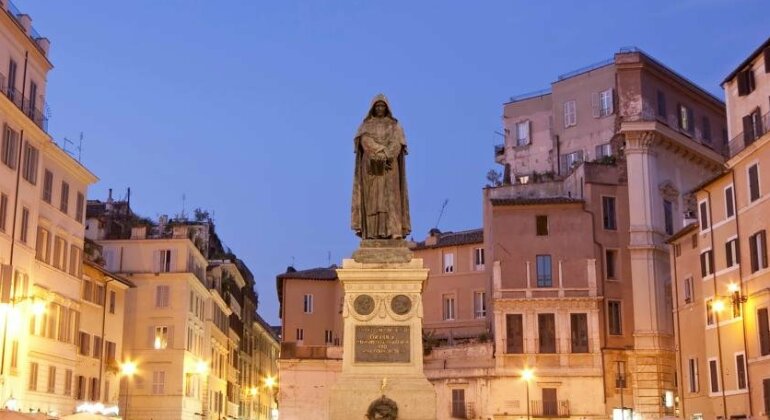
[[86, 197, 279, 420], [0, 1, 100, 415], [669, 36, 770, 420], [490, 48, 726, 418]]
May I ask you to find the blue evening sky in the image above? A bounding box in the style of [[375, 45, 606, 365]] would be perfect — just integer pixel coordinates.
[[19, 0, 768, 325]]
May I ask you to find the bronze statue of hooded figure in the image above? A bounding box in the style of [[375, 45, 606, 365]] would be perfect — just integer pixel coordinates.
[[351, 94, 411, 240]]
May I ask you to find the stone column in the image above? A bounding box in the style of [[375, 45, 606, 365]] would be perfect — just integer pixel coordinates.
[[329, 247, 436, 420], [623, 131, 676, 418]]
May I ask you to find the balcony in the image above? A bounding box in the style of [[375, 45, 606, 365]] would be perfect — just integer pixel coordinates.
[[0, 71, 48, 132], [530, 400, 570, 417], [724, 110, 770, 158], [494, 143, 504, 162]]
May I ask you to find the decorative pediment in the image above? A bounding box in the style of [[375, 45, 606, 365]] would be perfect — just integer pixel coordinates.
[[658, 180, 679, 200]]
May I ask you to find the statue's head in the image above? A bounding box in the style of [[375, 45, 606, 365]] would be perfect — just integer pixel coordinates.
[[366, 94, 395, 121]]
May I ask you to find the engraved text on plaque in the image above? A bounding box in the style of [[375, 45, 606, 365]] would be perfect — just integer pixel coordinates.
[[354, 325, 410, 363]]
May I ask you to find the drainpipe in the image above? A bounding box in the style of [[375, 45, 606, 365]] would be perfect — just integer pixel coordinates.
[[731, 169, 753, 416], [706, 190, 728, 420], [671, 230, 686, 417], [98, 277, 115, 403]]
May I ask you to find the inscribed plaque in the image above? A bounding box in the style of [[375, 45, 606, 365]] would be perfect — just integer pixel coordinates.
[[355, 325, 410, 363]]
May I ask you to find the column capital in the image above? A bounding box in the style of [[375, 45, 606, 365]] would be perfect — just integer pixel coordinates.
[[624, 131, 658, 155]]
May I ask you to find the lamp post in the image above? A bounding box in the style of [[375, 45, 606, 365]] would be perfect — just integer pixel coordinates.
[[120, 361, 136, 419], [521, 368, 534, 420], [711, 299, 728, 420], [264, 375, 277, 420]]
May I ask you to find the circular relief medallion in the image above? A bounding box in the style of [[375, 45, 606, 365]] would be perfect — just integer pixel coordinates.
[[354, 294, 375, 316], [390, 294, 412, 315]]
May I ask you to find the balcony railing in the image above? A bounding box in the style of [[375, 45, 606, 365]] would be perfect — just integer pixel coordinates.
[[531, 400, 570, 417], [622, 109, 720, 154], [0, 72, 48, 132], [724, 110, 770, 158], [494, 143, 504, 158]]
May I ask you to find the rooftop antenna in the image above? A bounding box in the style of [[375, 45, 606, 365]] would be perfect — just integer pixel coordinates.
[[434, 199, 449, 229], [291, 256, 295, 267], [327, 251, 332, 266], [62, 132, 84, 162], [181, 193, 187, 220]]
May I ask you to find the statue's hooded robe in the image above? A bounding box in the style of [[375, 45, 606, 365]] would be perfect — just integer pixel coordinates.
[[351, 94, 411, 239]]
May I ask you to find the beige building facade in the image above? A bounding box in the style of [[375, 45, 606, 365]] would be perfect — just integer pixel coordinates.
[[669, 36, 770, 420], [0, 1, 100, 416]]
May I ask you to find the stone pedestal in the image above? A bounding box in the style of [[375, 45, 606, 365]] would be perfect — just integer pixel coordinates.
[[329, 248, 436, 420]]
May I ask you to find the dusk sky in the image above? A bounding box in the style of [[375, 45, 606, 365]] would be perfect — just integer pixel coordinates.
[[20, 0, 768, 325]]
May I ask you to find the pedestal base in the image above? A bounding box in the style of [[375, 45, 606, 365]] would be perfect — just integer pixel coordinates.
[[329, 375, 436, 420]]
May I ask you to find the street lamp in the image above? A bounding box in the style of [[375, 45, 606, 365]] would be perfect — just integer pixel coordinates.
[[521, 368, 534, 420], [711, 300, 728, 420], [120, 361, 137, 419]]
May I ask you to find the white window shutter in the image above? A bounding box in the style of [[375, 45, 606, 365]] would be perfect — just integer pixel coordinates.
[[167, 326, 174, 348], [526, 120, 532, 144], [148, 326, 155, 348], [153, 250, 160, 273], [170, 249, 178, 272], [563, 103, 569, 128], [592, 93, 600, 118], [609, 89, 615, 114]]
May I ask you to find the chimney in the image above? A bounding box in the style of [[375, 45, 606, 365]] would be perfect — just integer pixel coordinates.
[[16, 14, 31, 36], [35, 38, 49, 55]]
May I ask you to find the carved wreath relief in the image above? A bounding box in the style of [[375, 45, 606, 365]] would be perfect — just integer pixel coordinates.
[[354, 294, 375, 316], [390, 295, 412, 315]]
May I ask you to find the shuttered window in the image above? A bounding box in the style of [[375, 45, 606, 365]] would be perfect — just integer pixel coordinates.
[[538, 313, 556, 353], [737, 68, 756, 96], [570, 313, 589, 353], [505, 314, 523, 354], [759, 308, 770, 356], [749, 164, 760, 202], [764, 378, 770, 414], [749, 230, 768, 273]]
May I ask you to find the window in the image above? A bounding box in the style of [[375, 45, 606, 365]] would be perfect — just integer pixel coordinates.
[[563, 100, 577, 127], [726, 238, 739, 268], [505, 314, 523, 354], [673, 243, 681, 257], [663, 200, 674, 235], [743, 109, 764, 144], [749, 230, 768, 273], [152, 371, 166, 394], [303, 294, 313, 314], [78, 332, 90, 355], [52, 236, 67, 271], [47, 366, 56, 393], [1, 125, 19, 169], [443, 252, 454, 273], [28, 362, 38, 391], [75, 375, 86, 400], [516, 121, 530, 146], [155, 285, 170, 308], [595, 143, 612, 159], [700, 250, 714, 277], [154, 326, 169, 349], [105, 341, 116, 363], [602, 197, 617, 230], [159, 249, 172, 272], [764, 378, 770, 415], [93, 335, 102, 358], [0, 193, 6, 232], [451, 389, 466, 419], [473, 291, 486, 318], [324, 330, 333, 345], [69, 245, 82, 277], [42, 170, 53, 203], [759, 308, 770, 356], [109, 291, 116, 314], [542, 388, 558, 416], [64, 370, 72, 396], [75, 192, 84, 223], [683, 277, 693, 304], [678, 104, 694, 135], [20, 207, 29, 243], [608, 301, 622, 335], [699, 201, 709, 230], [657, 90, 666, 117], [706, 299, 715, 326], [593, 89, 614, 117], [570, 313, 589, 353], [442, 294, 456, 320], [35, 227, 50, 263], [295, 328, 304, 341], [688, 358, 699, 393], [7, 60, 16, 95], [560, 150, 583, 173], [736, 353, 747, 390], [605, 249, 618, 280], [702, 116, 712, 143], [60, 181, 69, 214], [9, 340, 17, 370], [737, 68, 756, 96], [538, 313, 556, 353], [536, 255, 552, 287], [473, 247, 485, 270], [536, 215, 548, 236], [21, 141, 38, 184], [708, 359, 720, 393], [725, 185, 735, 218], [749, 164, 760, 202]]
